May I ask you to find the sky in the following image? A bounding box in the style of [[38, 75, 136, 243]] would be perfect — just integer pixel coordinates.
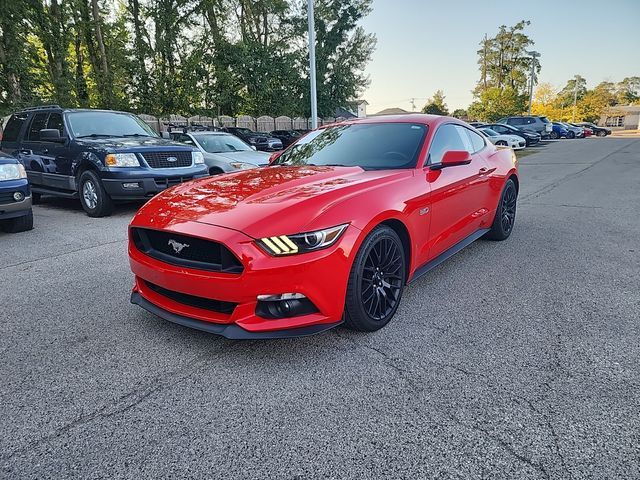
[[359, 0, 640, 114]]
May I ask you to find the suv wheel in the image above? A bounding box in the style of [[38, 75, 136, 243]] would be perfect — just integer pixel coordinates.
[[79, 170, 113, 217], [2, 210, 34, 233]]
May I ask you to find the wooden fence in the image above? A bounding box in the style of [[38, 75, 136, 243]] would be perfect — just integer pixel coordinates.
[[138, 114, 347, 133]]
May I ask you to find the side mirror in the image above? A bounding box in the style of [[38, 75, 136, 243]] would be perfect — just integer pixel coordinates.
[[39, 129, 65, 143], [432, 150, 472, 169], [251, 145, 257, 151], [161, 131, 171, 139]]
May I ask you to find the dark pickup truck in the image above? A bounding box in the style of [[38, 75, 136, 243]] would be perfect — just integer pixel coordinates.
[[0, 106, 208, 217]]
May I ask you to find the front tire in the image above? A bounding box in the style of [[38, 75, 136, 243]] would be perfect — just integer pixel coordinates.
[[344, 225, 406, 332], [485, 179, 517, 241], [568, 131, 575, 139], [496, 140, 507, 146], [596, 130, 606, 137], [2, 210, 34, 233], [550, 131, 559, 139], [78, 170, 113, 217]]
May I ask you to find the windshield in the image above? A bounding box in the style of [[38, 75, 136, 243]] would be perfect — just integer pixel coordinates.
[[193, 134, 252, 153], [273, 123, 427, 170], [481, 128, 499, 137], [68, 112, 157, 138]]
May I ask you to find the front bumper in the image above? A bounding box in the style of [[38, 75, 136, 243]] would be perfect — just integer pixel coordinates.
[[103, 167, 208, 200], [128, 220, 361, 338], [0, 180, 32, 220]]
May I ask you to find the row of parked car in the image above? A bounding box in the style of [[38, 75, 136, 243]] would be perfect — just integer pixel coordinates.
[[470, 115, 612, 147], [0, 105, 312, 230]]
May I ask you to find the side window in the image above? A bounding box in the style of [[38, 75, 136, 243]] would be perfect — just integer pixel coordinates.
[[525, 118, 535, 125], [492, 125, 505, 134], [46, 113, 64, 136], [180, 134, 194, 145], [454, 125, 474, 152], [1, 114, 28, 143], [427, 124, 467, 165], [465, 128, 486, 153], [27, 113, 49, 141], [510, 118, 524, 126]]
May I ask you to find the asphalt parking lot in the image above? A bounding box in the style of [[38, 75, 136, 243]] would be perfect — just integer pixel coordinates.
[[1, 138, 639, 479]]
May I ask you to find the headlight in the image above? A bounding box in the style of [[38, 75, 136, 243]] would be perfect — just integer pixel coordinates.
[[192, 151, 204, 164], [230, 161, 256, 170], [105, 153, 139, 167], [0, 163, 27, 181], [257, 224, 348, 256]]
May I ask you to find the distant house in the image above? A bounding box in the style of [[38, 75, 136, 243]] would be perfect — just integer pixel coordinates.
[[599, 105, 640, 130], [337, 99, 368, 119], [371, 107, 410, 116]]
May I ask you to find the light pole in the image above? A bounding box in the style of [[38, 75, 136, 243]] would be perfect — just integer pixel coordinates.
[[572, 75, 580, 122], [526, 50, 540, 115], [307, 0, 318, 129]]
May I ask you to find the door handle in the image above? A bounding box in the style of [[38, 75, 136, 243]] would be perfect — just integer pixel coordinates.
[[42, 148, 49, 154], [479, 167, 489, 174], [20, 149, 32, 155]]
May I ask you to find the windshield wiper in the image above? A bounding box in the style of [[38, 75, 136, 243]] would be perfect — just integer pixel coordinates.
[[122, 133, 154, 137], [76, 134, 113, 138]]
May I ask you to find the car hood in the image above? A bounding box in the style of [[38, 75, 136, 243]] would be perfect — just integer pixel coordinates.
[[138, 165, 412, 238], [75, 136, 194, 152], [204, 150, 270, 166]]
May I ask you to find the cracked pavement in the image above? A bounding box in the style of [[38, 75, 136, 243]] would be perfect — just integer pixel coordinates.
[[1, 138, 639, 479]]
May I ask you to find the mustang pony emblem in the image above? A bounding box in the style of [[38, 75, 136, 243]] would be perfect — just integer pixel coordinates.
[[168, 239, 189, 254]]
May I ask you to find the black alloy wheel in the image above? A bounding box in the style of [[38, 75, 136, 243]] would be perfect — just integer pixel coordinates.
[[344, 225, 406, 331], [485, 178, 518, 241]]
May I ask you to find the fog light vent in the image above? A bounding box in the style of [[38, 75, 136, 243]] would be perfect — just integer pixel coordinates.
[[256, 293, 318, 319], [13, 192, 25, 202]]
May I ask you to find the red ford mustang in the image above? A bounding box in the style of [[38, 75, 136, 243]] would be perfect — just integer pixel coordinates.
[[129, 115, 519, 338]]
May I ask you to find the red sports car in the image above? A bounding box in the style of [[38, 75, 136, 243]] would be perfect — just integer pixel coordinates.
[[129, 115, 519, 338]]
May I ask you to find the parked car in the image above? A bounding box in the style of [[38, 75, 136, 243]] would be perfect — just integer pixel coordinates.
[[557, 122, 583, 139], [574, 124, 593, 137], [269, 130, 302, 148], [498, 115, 553, 138], [575, 122, 611, 137], [468, 122, 486, 128], [0, 152, 33, 232], [0, 105, 208, 217], [478, 127, 526, 150], [221, 127, 283, 152], [550, 122, 570, 139], [483, 123, 540, 146], [170, 129, 270, 174], [129, 115, 519, 338]]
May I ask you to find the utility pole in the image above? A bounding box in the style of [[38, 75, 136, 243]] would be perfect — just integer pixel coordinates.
[[410, 98, 416, 111], [526, 51, 540, 115], [307, 0, 318, 129], [572, 75, 580, 122]]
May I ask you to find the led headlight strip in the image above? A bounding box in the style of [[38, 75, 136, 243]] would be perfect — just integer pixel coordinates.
[[258, 224, 348, 256]]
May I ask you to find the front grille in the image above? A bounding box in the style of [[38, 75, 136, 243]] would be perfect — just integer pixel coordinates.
[[142, 151, 192, 168], [154, 176, 194, 189], [131, 228, 243, 274], [0, 192, 17, 204], [144, 281, 237, 315]]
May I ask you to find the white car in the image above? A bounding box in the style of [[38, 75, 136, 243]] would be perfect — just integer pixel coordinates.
[[479, 127, 526, 150]]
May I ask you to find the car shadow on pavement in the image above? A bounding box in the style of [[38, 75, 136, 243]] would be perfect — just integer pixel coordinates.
[[35, 196, 144, 217]]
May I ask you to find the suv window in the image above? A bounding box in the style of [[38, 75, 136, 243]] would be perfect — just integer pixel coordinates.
[[46, 113, 64, 136], [2, 113, 28, 142], [539, 116, 550, 124], [27, 112, 49, 141], [507, 117, 523, 126], [428, 124, 467, 165]]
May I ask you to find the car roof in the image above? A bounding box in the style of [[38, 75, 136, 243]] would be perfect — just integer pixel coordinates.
[[328, 113, 464, 129]]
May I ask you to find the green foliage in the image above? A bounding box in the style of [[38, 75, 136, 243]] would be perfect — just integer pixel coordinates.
[[451, 108, 467, 119], [468, 87, 526, 122], [0, 0, 376, 117], [421, 90, 448, 116]]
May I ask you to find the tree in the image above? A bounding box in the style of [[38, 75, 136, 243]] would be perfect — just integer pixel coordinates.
[[421, 90, 449, 116], [451, 108, 467, 119], [615, 76, 640, 105], [468, 87, 526, 121]]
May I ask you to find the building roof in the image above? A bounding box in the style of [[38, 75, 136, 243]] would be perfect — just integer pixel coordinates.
[[604, 105, 640, 113], [371, 107, 410, 116], [334, 107, 357, 119]]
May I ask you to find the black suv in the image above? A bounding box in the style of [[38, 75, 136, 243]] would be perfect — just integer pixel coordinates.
[[0, 106, 208, 217], [221, 127, 283, 151]]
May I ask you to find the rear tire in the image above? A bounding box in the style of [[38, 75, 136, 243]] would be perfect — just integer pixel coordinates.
[[550, 131, 559, 139], [496, 140, 507, 146], [485, 179, 517, 241], [2, 210, 34, 233], [209, 167, 224, 175], [344, 225, 406, 332], [78, 170, 113, 217], [596, 130, 606, 137], [568, 131, 575, 139]]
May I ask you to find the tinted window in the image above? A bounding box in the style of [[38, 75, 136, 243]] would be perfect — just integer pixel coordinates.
[[27, 113, 49, 141], [427, 124, 467, 165], [465, 128, 486, 153], [193, 133, 252, 153], [274, 123, 428, 170], [491, 125, 507, 134], [46, 113, 64, 136], [539, 116, 550, 124], [2, 114, 28, 142]]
